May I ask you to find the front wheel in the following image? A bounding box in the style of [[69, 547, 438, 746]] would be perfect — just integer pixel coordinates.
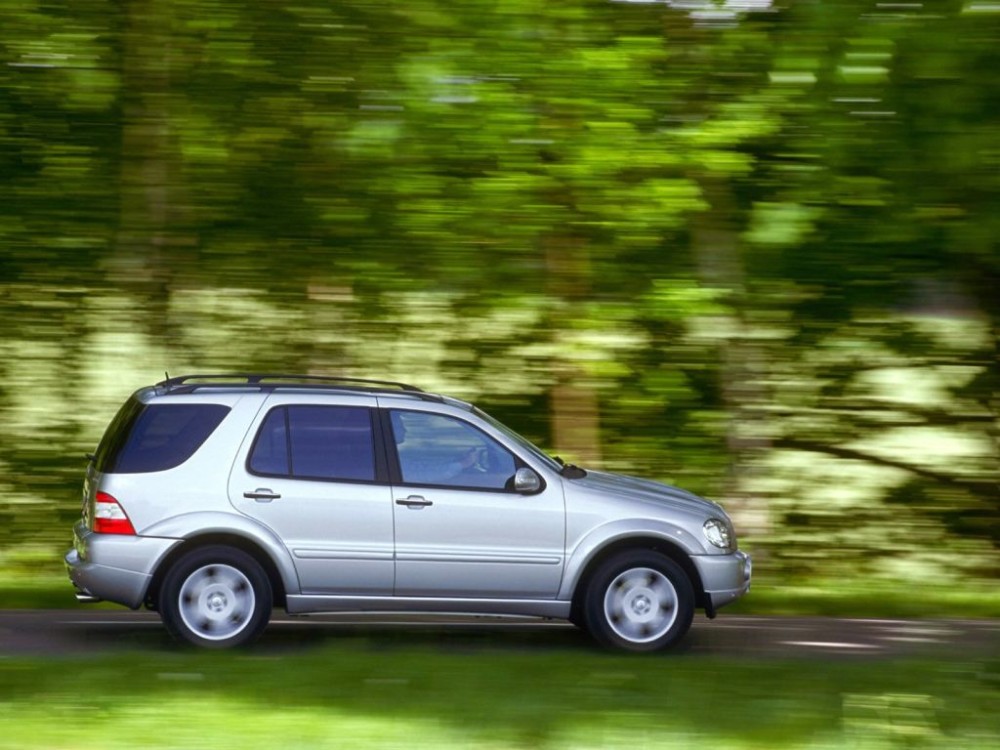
[[582, 550, 694, 652], [159, 546, 272, 648]]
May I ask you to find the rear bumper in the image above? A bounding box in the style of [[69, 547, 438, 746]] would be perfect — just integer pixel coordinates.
[[692, 550, 752, 614], [65, 521, 179, 609]]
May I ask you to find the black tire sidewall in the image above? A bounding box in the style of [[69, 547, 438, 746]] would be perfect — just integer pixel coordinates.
[[583, 550, 694, 652], [160, 546, 272, 649]]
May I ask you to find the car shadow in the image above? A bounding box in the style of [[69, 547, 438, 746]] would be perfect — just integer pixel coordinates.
[[253, 618, 596, 655]]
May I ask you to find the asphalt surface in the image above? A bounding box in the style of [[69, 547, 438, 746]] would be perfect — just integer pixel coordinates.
[[1, 610, 997, 658]]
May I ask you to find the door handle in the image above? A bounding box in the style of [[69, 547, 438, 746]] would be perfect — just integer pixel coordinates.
[[244, 488, 281, 502], [395, 495, 433, 508]]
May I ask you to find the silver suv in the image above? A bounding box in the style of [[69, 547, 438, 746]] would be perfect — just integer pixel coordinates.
[[66, 374, 751, 651]]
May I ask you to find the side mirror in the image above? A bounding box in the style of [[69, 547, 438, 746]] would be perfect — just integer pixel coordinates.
[[513, 467, 542, 494]]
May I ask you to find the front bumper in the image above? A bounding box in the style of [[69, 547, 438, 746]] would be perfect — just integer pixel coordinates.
[[691, 550, 752, 614], [65, 521, 179, 609]]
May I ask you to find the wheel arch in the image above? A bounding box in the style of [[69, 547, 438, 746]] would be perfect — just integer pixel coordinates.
[[566, 535, 708, 622], [146, 532, 291, 611]]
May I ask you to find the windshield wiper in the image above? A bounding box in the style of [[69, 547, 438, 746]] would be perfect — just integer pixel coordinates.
[[558, 461, 587, 479]]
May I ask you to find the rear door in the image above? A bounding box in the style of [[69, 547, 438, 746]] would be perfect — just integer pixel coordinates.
[[228, 393, 395, 594]]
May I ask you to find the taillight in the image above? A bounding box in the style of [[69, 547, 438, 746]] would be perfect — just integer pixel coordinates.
[[93, 492, 136, 535]]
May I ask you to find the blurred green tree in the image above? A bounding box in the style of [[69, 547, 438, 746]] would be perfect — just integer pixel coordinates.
[[0, 0, 995, 588]]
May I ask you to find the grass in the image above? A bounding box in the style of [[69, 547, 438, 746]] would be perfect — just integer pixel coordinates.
[[0, 639, 997, 749], [726, 576, 1000, 619]]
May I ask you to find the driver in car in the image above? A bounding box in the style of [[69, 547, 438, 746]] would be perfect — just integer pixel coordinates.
[[392, 414, 480, 484]]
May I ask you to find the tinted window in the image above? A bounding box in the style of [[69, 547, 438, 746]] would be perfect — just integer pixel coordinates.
[[248, 408, 289, 476], [390, 410, 516, 490], [93, 397, 144, 473], [99, 403, 230, 474], [249, 406, 375, 482]]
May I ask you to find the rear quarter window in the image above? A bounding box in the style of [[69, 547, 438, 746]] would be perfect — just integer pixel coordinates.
[[95, 400, 230, 474]]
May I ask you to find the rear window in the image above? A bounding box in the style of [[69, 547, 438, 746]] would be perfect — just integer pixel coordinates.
[[94, 399, 230, 474]]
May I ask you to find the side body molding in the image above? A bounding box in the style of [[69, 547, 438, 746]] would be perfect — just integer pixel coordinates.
[[141, 511, 301, 596], [557, 518, 706, 601]]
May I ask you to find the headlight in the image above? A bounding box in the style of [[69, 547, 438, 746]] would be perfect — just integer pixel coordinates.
[[703, 518, 733, 550]]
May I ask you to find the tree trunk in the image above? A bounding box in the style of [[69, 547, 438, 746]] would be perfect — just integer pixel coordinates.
[[545, 233, 603, 468], [692, 179, 771, 537], [111, 0, 181, 347]]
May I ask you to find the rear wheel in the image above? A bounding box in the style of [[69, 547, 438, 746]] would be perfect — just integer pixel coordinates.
[[160, 546, 272, 648], [583, 550, 694, 652]]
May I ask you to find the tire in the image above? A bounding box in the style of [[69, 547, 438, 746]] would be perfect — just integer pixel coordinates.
[[159, 546, 272, 649], [582, 550, 694, 652]]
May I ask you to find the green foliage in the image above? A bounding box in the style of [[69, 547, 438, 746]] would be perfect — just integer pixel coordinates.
[[0, 0, 996, 601]]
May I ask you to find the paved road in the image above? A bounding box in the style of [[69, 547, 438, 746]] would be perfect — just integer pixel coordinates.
[[1, 610, 996, 658]]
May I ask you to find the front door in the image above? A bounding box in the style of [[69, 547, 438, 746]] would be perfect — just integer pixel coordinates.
[[228, 394, 394, 595], [385, 408, 565, 598]]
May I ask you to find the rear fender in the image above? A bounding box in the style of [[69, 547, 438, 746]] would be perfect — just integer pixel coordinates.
[[142, 512, 300, 595]]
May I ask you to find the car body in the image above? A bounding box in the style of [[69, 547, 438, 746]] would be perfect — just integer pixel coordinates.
[[66, 374, 751, 650]]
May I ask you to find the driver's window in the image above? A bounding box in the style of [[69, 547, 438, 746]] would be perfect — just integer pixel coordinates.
[[389, 410, 516, 490]]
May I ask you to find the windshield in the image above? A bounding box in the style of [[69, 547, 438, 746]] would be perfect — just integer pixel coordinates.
[[472, 407, 563, 472]]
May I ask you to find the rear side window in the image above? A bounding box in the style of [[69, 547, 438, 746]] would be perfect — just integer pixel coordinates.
[[95, 400, 230, 474], [248, 405, 375, 483]]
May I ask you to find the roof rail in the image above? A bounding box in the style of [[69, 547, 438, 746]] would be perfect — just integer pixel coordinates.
[[157, 373, 424, 393]]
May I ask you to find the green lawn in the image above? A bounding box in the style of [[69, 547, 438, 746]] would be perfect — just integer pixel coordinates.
[[725, 578, 1000, 619], [0, 642, 997, 749]]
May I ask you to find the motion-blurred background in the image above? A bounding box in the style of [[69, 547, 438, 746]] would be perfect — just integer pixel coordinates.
[[1, 0, 997, 612]]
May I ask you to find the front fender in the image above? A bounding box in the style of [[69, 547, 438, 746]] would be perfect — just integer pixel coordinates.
[[558, 518, 705, 600], [142, 511, 300, 596]]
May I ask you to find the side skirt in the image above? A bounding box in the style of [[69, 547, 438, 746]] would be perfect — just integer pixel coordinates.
[[286, 594, 572, 619]]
